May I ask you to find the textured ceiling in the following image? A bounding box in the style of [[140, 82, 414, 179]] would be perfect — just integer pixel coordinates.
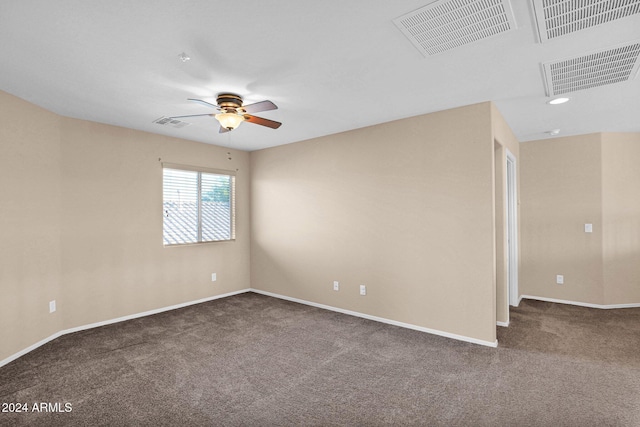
[[1, 0, 639, 151]]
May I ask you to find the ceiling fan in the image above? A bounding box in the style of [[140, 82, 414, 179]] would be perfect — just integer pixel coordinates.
[[170, 93, 282, 133]]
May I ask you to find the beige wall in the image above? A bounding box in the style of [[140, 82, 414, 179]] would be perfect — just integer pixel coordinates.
[[251, 103, 498, 344], [1, 90, 251, 361], [520, 134, 604, 304], [521, 132, 640, 306], [1, 91, 64, 357], [602, 133, 640, 304]]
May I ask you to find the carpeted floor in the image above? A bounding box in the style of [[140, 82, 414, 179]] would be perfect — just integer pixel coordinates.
[[1, 292, 639, 426]]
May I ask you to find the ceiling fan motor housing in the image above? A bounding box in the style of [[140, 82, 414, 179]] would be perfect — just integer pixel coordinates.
[[217, 93, 243, 112]]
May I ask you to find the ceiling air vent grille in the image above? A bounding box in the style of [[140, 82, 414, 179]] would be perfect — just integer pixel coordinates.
[[393, 0, 517, 56], [532, 0, 640, 42], [542, 41, 640, 96], [153, 116, 191, 128]]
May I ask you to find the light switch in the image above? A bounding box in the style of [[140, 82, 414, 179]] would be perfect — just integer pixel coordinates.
[[585, 224, 593, 233]]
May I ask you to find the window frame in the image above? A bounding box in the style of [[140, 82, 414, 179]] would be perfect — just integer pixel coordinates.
[[162, 162, 236, 246]]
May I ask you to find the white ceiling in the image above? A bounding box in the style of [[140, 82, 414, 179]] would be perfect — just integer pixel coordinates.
[[1, 1, 639, 151]]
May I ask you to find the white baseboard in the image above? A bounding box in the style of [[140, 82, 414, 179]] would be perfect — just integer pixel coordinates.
[[0, 331, 68, 370], [250, 289, 498, 348], [497, 320, 509, 327], [0, 289, 251, 369], [2, 287, 504, 368], [520, 295, 640, 310]]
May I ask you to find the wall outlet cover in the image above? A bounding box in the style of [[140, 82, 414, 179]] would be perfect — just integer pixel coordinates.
[[333, 281, 339, 291], [359, 285, 366, 296]]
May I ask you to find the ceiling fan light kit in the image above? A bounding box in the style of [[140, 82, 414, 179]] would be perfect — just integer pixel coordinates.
[[215, 112, 244, 131]]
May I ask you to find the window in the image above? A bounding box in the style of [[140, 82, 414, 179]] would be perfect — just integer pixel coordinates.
[[162, 164, 236, 245]]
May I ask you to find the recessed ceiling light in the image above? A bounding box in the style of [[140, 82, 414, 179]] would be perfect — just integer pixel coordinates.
[[178, 52, 190, 62], [547, 129, 560, 136], [548, 97, 570, 105]]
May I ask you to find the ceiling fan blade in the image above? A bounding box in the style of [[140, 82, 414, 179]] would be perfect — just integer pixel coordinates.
[[169, 113, 215, 119], [187, 98, 220, 109], [241, 100, 278, 114], [244, 114, 282, 129], [219, 126, 230, 134]]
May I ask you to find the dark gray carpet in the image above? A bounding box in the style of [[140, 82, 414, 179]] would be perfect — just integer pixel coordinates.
[[1, 293, 639, 426]]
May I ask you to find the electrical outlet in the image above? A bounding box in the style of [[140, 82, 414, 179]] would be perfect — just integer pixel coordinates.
[[211, 273, 217, 282], [360, 285, 366, 296], [333, 281, 339, 291], [556, 275, 564, 285], [49, 300, 56, 313], [585, 224, 593, 233]]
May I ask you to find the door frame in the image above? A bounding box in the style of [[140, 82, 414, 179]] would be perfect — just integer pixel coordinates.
[[506, 150, 519, 307]]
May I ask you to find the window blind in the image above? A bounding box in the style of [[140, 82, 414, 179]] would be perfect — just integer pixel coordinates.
[[163, 166, 235, 245]]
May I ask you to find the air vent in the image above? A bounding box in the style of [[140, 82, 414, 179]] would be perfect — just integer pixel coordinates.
[[393, 0, 517, 56], [542, 42, 640, 96], [532, 0, 640, 42], [153, 116, 191, 128]]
